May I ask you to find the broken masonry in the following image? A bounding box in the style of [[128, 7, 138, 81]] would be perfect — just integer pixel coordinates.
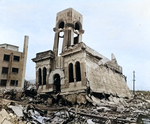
[[1, 93, 150, 124]]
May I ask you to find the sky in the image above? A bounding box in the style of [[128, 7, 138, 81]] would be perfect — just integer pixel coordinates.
[[0, 0, 150, 91]]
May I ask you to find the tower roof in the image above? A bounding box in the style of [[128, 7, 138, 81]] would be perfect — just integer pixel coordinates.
[[56, 8, 83, 26]]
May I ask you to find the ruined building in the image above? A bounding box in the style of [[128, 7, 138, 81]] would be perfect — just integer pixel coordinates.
[[0, 36, 29, 90], [32, 8, 131, 98]]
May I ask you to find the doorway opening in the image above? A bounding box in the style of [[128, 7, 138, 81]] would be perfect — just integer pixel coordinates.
[[53, 74, 61, 93]]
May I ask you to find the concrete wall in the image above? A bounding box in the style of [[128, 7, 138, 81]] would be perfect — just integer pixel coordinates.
[[86, 54, 131, 98], [0, 44, 19, 51]]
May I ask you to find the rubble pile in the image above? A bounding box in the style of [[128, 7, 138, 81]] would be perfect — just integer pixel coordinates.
[[0, 90, 150, 124]]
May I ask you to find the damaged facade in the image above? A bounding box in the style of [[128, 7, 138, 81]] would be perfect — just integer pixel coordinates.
[[32, 8, 130, 98], [0, 36, 29, 90]]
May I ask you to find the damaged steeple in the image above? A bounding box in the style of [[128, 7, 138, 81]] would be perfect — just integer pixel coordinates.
[[53, 8, 84, 56]]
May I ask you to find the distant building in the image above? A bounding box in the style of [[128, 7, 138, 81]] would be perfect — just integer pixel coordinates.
[[32, 8, 131, 98], [0, 36, 29, 90]]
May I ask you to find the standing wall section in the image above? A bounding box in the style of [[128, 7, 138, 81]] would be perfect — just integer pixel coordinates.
[[86, 55, 131, 98], [61, 51, 86, 92], [0, 48, 24, 89]]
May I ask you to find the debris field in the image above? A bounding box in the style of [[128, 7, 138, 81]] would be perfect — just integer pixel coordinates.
[[0, 89, 150, 124]]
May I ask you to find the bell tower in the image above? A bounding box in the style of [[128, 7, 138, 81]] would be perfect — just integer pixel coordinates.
[[53, 8, 84, 57]]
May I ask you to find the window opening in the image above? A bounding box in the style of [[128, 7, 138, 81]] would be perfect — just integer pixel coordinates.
[[57, 21, 64, 56], [75, 23, 80, 30], [38, 68, 42, 85], [59, 21, 64, 29], [3, 54, 10, 61], [74, 33, 79, 45], [75, 61, 81, 81], [12, 68, 19, 73], [14, 56, 20, 61], [2, 67, 8, 74], [53, 74, 61, 93], [0, 80, 7, 87], [43, 67, 47, 85], [74, 23, 80, 45], [10, 80, 18, 86], [69, 63, 74, 83], [58, 32, 64, 56]]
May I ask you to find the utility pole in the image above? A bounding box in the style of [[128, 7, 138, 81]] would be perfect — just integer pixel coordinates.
[[133, 71, 135, 95]]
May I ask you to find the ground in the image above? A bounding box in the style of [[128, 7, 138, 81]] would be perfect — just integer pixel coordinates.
[[0, 91, 150, 124]]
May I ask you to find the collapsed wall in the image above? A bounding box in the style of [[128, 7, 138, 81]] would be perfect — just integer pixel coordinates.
[[85, 45, 131, 98], [86, 63, 130, 98]]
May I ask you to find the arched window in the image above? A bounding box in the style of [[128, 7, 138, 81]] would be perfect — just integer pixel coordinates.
[[69, 63, 74, 83], [43, 67, 47, 85], [75, 61, 81, 81], [38, 68, 42, 85]]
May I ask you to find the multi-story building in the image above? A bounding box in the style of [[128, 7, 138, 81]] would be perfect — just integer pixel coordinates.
[[0, 36, 28, 90]]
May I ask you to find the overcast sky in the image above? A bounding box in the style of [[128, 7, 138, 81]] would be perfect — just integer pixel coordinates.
[[0, 0, 150, 91]]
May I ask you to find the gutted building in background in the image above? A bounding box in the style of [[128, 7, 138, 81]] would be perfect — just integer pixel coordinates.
[[0, 36, 29, 90], [32, 8, 130, 98]]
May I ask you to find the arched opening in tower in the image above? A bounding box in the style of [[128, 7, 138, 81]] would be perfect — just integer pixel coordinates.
[[58, 21, 64, 56], [59, 21, 64, 29], [74, 23, 80, 45]]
